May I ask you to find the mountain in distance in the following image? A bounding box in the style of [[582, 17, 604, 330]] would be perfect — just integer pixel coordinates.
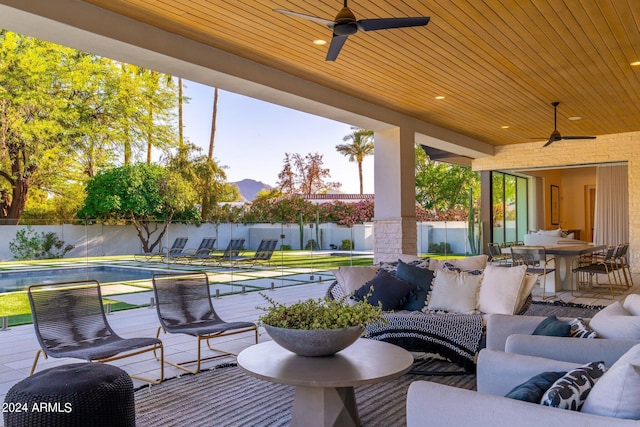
[[233, 179, 273, 202]]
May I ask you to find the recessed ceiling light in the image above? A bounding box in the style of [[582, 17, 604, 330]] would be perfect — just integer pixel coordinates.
[[435, 96, 445, 100], [501, 125, 509, 129], [313, 39, 327, 45], [568, 116, 582, 121], [631, 61, 640, 66]]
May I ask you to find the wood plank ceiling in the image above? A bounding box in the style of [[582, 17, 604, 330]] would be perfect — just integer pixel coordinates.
[[82, 0, 640, 148]]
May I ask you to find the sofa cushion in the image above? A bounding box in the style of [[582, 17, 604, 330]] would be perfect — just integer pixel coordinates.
[[505, 371, 566, 403], [396, 260, 434, 311], [353, 269, 415, 311], [332, 266, 379, 295], [589, 301, 640, 339], [532, 316, 572, 337], [478, 265, 527, 314], [623, 294, 640, 316], [427, 269, 483, 314], [582, 344, 640, 419], [540, 361, 607, 410]]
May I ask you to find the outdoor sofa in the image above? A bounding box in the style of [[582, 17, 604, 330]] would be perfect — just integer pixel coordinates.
[[329, 254, 537, 372], [407, 347, 640, 426], [406, 298, 640, 426]]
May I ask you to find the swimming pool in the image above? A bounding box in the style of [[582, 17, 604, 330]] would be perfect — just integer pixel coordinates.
[[0, 266, 161, 293]]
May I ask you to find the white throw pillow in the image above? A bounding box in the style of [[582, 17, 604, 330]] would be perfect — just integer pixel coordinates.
[[589, 301, 640, 339], [538, 229, 563, 237], [428, 255, 488, 272], [332, 266, 379, 294], [582, 344, 640, 419], [517, 274, 538, 311], [427, 269, 483, 314], [477, 265, 526, 314], [623, 294, 640, 316]]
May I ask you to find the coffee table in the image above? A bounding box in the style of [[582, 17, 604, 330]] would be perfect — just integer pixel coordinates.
[[237, 338, 413, 427]]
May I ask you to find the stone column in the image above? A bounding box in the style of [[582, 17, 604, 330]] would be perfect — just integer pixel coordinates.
[[373, 126, 417, 263]]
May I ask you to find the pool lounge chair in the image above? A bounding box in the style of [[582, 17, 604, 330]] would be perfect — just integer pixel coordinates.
[[133, 236, 188, 262], [28, 280, 164, 384], [230, 238, 278, 266], [206, 238, 246, 265], [177, 237, 217, 264]]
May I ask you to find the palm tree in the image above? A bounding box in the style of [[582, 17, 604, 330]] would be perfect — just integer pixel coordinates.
[[336, 128, 374, 194]]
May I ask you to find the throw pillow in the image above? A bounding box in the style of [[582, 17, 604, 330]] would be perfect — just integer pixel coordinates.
[[517, 274, 538, 312], [532, 316, 572, 337], [396, 260, 434, 311], [569, 318, 597, 339], [582, 344, 640, 419], [623, 294, 640, 316], [540, 361, 607, 410], [477, 264, 527, 314], [589, 301, 640, 339], [332, 266, 379, 295], [427, 269, 483, 314], [352, 269, 415, 311], [505, 371, 566, 403]]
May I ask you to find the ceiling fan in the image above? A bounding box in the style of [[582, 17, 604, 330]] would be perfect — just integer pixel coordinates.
[[540, 102, 596, 147], [273, 1, 430, 61]]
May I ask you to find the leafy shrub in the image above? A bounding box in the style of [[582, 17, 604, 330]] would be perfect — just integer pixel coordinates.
[[304, 239, 319, 250], [9, 227, 75, 260], [280, 244, 292, 250], [340, 240, 354, 250], [428, 242, 452, 254]]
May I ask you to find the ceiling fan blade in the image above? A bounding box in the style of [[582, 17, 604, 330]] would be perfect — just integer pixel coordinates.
[[273, 8, 335, 27], [542, 138, 557, 147], [326, 34, 348, 61], [561, 136, 597, 140], [357, 16, 430, 32]]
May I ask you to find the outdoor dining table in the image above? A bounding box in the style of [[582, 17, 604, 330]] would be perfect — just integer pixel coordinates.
[[502, 243, 606, 292], [542, 243, 606, 291]]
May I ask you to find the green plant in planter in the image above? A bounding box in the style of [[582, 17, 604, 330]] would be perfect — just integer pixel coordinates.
[[258, 293, 386, 330]]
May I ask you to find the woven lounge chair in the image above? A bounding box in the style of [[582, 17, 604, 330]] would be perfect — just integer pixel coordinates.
[[177, 237, 217, 264], [28, 280, 164, 384], [151, 272, 258, 374], [133, 236, 188, 262], [230, 238, 278, 265]]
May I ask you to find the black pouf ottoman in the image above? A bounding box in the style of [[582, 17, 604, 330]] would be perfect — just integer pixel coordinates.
[[3, 363, 135, 427]]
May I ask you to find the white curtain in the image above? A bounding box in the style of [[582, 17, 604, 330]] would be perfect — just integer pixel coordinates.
[[593, 164, 629, 246]]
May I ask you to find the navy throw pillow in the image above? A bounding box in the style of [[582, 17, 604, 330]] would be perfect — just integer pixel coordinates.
[[353, 269, 415, 311], [505, 371, 566, 402], [396, 260, 434, 310], [532, 316, 572, 337]]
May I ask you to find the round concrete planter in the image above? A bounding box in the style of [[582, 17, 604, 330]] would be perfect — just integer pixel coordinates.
[[263, 324, 363, 357]]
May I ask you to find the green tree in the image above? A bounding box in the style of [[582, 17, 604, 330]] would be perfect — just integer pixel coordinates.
[[0, 31, 77, 223], [415, 145, 480, 218], [78, 163, 199, 252], [336, 127, 374, 194], [166, 143, 240, 221]]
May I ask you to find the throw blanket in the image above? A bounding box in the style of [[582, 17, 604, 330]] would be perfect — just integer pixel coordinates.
[[366, 311, 484, 373], [327, 281, 483, 372]]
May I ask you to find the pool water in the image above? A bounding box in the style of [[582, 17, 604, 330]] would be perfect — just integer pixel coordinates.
[[0, 266, 159, 293]]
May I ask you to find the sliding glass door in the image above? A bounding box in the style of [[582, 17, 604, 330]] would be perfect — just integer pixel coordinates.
[[491, 172, 528, 245]]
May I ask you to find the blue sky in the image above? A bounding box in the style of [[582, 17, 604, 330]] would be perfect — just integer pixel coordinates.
[[181, 81, 374, 194]]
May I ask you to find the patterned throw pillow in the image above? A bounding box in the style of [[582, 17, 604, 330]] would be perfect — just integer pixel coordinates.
[[378, 258, 429, 275], [442, 262, 483, 276], [569, 318, 598, 339], [540, 361, 607, 410]]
